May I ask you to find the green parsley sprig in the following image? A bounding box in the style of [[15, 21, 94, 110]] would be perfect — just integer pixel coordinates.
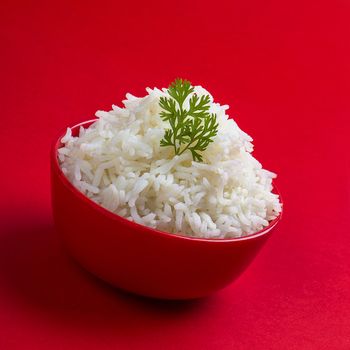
[[159, 79, 218, 162]]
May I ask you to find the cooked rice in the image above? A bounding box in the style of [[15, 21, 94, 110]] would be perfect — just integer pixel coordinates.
[[58, 85, 282, 238]]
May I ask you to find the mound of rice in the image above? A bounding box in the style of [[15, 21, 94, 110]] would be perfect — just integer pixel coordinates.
[[58, 85, 282, 239]]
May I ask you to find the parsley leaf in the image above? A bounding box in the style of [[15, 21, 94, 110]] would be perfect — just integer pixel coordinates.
[[159, 79, 218, 162]]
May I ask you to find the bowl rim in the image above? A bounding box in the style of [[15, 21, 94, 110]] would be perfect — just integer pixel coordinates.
[[52, 119, 283, 244]]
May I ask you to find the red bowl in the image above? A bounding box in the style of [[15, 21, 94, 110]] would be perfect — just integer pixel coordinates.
[[51, 120, 283, 299]]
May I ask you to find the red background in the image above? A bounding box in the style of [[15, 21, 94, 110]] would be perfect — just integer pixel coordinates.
[[1, 0, 349, 349]]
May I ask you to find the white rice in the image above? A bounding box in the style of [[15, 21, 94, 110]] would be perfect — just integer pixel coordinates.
[[59, 85, 282, 239]]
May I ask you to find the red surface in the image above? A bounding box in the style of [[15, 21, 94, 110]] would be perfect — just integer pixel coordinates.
[[1, 0, 349, 348], [52, 121, 282, 299]]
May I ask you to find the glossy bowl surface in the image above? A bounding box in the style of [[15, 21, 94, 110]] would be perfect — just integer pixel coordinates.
[[51, 120, 283, 299]]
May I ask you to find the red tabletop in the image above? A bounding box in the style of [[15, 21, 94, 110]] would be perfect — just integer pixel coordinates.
[[1, 0, 349, 349]]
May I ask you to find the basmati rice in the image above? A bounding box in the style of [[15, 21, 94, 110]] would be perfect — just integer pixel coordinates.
[[59, 85, 282, 238]]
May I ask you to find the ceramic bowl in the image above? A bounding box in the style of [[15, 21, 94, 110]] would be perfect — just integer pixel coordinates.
[[51, 120, 282, 299]]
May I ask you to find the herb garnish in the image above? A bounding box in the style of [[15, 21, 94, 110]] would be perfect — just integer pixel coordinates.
[[159, 79, 218, 162]]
